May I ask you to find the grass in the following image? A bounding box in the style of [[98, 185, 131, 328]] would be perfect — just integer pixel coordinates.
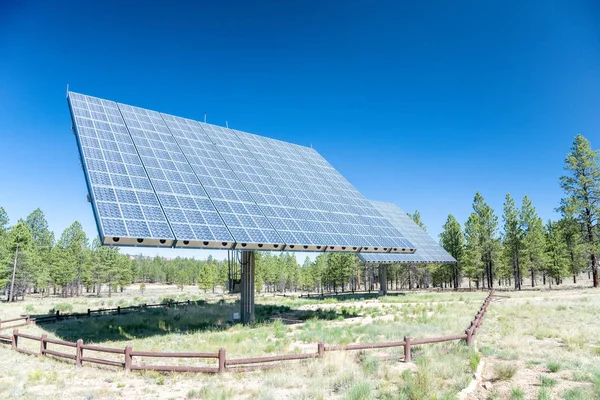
[[0, 284, 488, 400], [547, 361, 562, 372], [493, 363, 518, 381], [510, 387, 524, 400]]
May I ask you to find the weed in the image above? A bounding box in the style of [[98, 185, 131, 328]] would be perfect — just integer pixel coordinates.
[[547, 361, 561, 372], [538, 387, 551, 400], [357, 352, 379, 375], [539, 375, 557, 387], [27, 370, 43, 383], [510, 387, 524, 400], [494, 363, 518, 381], [469, 351, 481, 372], [345, 381, 372, 400]]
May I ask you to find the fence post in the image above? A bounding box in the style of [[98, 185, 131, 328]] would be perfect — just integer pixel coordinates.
[[465, 329, 473, 346], [56, 310, 60, 321], [11, 329, 18, 350], [404, 336, 411, 363], [76, 339, 83, 367], [87, 309, 90, 317], [125, 345, 132, 371], [218, 348, 226, 373], [318, 342, 325, 357], [26, 315, 30, 325], [40, 334, 48, 356], [187, 300, 190, 305], [117, 306, 121, 315]]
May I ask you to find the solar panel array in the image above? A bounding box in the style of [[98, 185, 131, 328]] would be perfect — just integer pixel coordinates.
[[359, 201, 456, 264], [68, 91, 416, 253]]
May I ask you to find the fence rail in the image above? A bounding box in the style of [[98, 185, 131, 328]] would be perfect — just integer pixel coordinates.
[[0, 291, 494, 374]]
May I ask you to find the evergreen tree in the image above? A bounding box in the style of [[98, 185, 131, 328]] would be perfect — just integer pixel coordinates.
[[545, 220, 568, 285], [559, 134, 600, 287], [502, 194, 524, 289], [558, 216, 586, 283], [6, 220, 34, 301], [408, 210, 426, 231], [520, 196, 547, 287], [439, 214, 465, 288]]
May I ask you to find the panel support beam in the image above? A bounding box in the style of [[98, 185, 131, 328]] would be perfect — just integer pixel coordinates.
[[240, 251, 255, 324], [378, 263, 388, 296]]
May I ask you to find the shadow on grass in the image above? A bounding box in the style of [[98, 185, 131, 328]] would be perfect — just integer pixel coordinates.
[[299, 291, 407, 302], [34, 301, 360, 343]]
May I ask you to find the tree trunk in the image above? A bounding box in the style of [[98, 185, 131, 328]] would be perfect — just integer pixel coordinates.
[[573, 274, 576, 284], [9, 244, 19, 303]]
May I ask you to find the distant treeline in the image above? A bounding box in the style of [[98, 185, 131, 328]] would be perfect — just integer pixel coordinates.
[[1, 134, 599, 299]]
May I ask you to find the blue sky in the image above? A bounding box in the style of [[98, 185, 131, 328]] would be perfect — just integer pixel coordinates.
[[1, 1, 599, 261]]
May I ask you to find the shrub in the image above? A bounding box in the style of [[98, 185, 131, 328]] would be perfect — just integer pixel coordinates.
[[345, 381, 372, 400], [494, 363, 518, 381], [510, 387, 524, 400], [469, 351, 481, 372], [49, 302, 73, 314], [546, 361, 561, 373], [539, 375, 557, 387]]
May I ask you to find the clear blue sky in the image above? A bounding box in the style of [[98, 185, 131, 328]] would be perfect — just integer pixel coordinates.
[[1, 1, 599, 260]]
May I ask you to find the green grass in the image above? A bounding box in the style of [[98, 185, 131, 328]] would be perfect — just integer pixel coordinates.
[[538, 387, 551, 400], [494, 363, 518, 381], [539, 375, 557, 388], [510, 387, 525, 400], [345, 381, 372, 400], [547, 361, 562, 373]]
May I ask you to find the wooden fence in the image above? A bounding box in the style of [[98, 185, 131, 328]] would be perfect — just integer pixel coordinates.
[[0, 291, 493, 373]]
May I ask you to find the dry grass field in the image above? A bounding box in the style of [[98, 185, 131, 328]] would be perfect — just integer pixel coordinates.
[[0, 284, 599, 399]]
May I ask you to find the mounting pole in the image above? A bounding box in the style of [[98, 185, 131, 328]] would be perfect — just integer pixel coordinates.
[[378, 263, 388, 296], [204, 112, 207, 123], [240, 250, 255, 324]]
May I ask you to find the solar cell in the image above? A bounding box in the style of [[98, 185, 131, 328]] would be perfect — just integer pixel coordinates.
[[359, 201, 456, 263], [68, 93, 175, 247], [68, 91, 416, 253]]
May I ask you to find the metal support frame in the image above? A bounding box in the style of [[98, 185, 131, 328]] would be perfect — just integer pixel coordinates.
[[240, 251, 255, 324], [378, 263, 388, 296]]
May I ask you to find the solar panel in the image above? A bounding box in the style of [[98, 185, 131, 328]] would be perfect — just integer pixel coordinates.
[[359, 201, 456, 263], [68, 91, 416, 253], [68, 93, 175, 246]]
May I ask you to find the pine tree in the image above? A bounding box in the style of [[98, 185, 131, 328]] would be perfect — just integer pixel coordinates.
[[502, 194, 524, 289], [408, 210, 426, 231], [25, 209, 54, 296], [6, 220, 34, 301], [463, 213, 482, 288], [545, 220, 568, 285], [439, 214, 465, 288], [520, 196, 547, 287], [559, 134, 600, 287], [558, 216, 586, 283]]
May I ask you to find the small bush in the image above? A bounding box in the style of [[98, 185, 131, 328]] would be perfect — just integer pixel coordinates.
[[25, 304, 36, 313], [510, 387, 524, 400], [538, 387, 551, 400], [562, 387, 591, 400], [469, 351, 481, 372], [494, 363, 518, 381], [357, 352, 380, 375], [28, 370, 43, 383], [345, 381, 372, 400], [546, 361, 561, 372], [539, 375, 557, 387], [49, 303, 73, 314]]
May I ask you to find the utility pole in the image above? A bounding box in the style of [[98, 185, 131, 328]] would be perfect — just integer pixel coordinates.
[[9, 243, 19, 303]]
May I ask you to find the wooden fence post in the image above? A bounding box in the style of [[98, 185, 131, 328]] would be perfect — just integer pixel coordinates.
[[125, 345, 132, 371], [465, 329, 473, 346], [318, 342, 325, 357], [40, 334, 48, 356], [11, 329, 18, 350], [117, 306, 121, 315], [56, 310, 60, 321], [76, 339, 83, 367], [26, 315, 30, 325], [218, 348, 226, 373], [404, 336, 411, 363], [87, 309, 91, 317]]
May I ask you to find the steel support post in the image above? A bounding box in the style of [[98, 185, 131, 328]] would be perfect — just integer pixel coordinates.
[[240, 250, 255, 324]]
